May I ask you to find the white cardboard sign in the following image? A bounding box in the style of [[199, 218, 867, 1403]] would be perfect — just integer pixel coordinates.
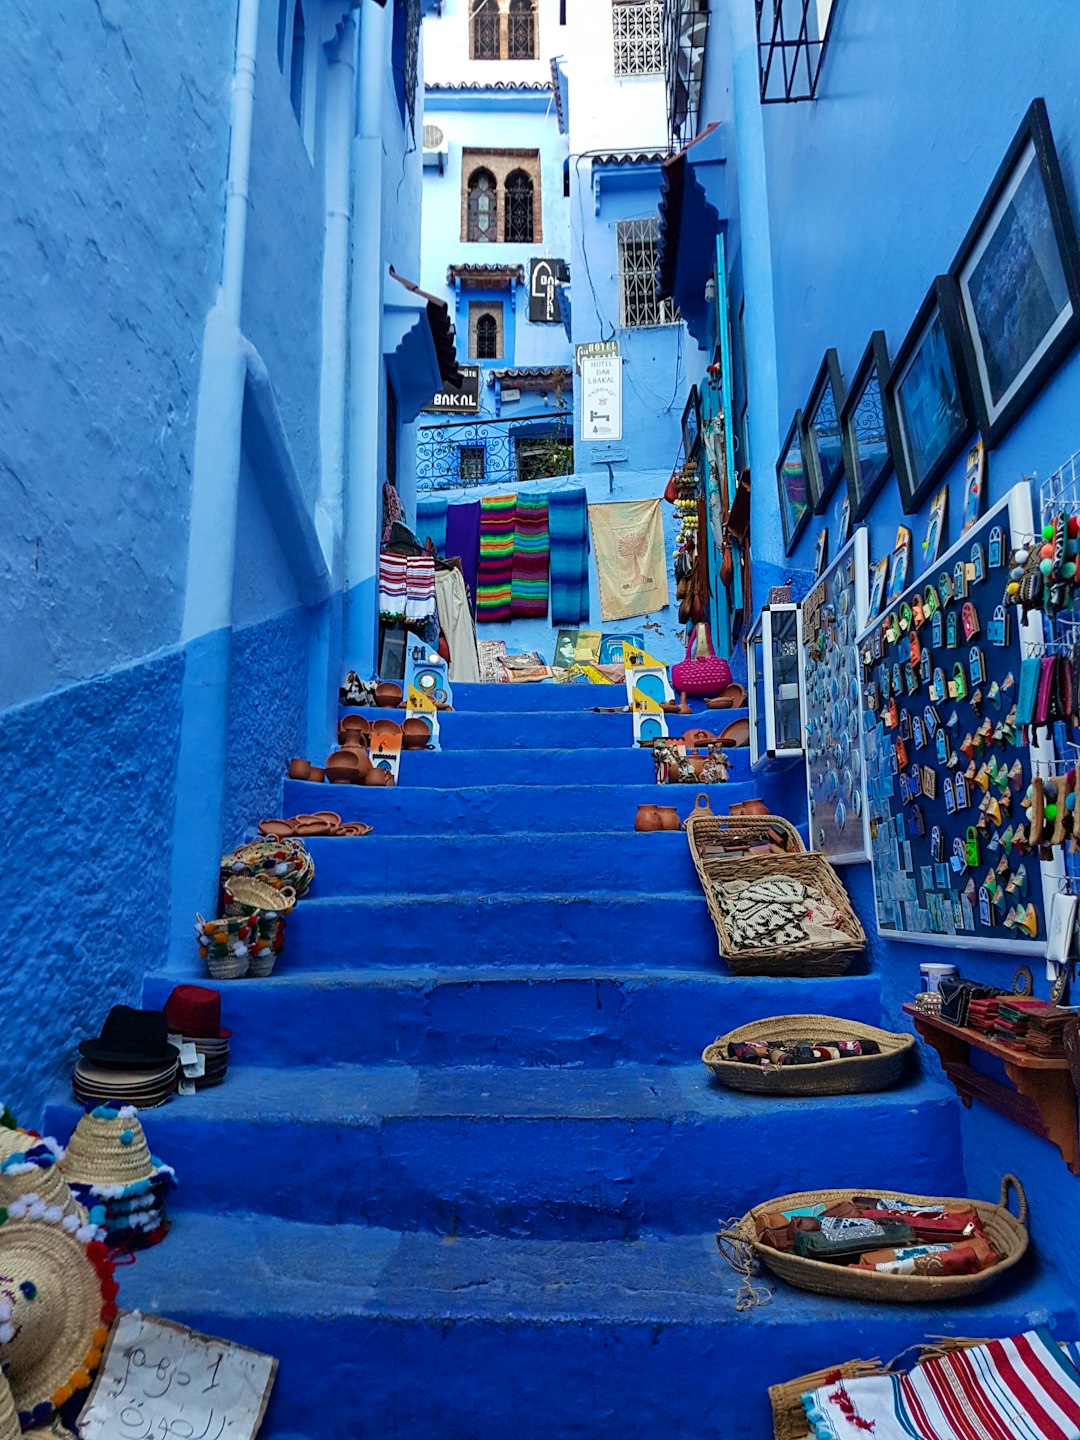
[[79, 1312, 277, 1440]]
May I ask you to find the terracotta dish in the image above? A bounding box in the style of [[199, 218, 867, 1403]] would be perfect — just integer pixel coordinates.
[[375, 682, 403, 708], [718, 717, 751, 747], [706, 684, 748, 710]]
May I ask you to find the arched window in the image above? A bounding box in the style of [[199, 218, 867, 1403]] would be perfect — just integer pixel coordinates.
[[504, 170, 534, 243], [467, 168, 497, 243], [507, 0, 536, 58], [475, 313, 499, 360], [470, 0, 500, 59], [289, 1, 305, 123]]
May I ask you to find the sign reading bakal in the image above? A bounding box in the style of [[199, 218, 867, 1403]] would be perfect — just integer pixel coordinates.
[[423, 364, 481, 414], [528, 258, 569, 324]]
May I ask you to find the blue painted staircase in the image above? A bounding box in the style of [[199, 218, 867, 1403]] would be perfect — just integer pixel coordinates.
[[46, 683, 1077, 1437]]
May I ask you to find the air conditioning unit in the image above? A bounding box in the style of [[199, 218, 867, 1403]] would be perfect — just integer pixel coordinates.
[[422, 123, 448, 173]]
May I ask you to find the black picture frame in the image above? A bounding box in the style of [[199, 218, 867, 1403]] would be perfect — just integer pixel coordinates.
[[885, 275, 976, 513], [801, 348, 847, 514], [681, 384, 702, 463], [950, 98, 1080, 449], [840, 331, 904, 521], [775, 410, 811, 556]]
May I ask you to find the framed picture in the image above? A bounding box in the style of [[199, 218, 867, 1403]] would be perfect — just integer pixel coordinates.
[[681, 384, 702, 464], [922, 484, 949, 566], [886, 277, 976, 513], [802, 349, 847, 514], [868, 555, 889, 619], [814, 527, 829, 579], [962, 440, 987, 532], [887, 525, 913, 600], [841, 331, 903, 521], [776, 411, 811, 556], [951, 99, 1080, 449]]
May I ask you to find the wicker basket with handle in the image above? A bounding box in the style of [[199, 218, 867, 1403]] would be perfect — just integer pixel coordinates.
[[702, 1015, 914, 1096], [685, 812, 864, 976], [736, 1177, 1028, 1305]]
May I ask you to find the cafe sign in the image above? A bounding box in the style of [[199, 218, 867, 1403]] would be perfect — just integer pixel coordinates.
[[423, 364, 481, 414]]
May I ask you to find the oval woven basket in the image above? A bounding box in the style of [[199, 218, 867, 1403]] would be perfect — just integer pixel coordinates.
[[222, 876, 297, 917], [702, 1016, 914, 1096], [740, 1177, 1028, 1304]]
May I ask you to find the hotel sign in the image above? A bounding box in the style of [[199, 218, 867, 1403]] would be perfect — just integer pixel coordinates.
[[529, 258, 569, 323], [423, 364, 481, 414]]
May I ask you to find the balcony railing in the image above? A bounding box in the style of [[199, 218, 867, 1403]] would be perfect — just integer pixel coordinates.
[[416, 413, 575, 493]]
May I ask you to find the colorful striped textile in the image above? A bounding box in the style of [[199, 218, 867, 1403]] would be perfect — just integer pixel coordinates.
[[802, 1328, 1080, 1440], [378, 552, 407, 620], [405, 553, 436, 622], [511, 493, 550, 618], [446, 501, 481, 614], [477, 493, 517, 622], [548, 487, 590, 625], [416, 497, 448, 556]]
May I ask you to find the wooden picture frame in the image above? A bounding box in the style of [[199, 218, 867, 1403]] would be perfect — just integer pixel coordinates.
[[802, 348, 847, 514], [886, 276, 976, 513], [776, 409, 811, 556], [841, 331, 903, 521], [681, 384, 702, 464], [950, 98, 1080, 448]]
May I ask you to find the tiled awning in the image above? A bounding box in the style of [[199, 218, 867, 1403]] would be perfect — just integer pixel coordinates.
[[446, 263, 526, 290], [488, 366, 573, 394]]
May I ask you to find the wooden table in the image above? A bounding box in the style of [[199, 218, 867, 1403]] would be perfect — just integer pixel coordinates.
[[903, 1003, 1079, 1174]]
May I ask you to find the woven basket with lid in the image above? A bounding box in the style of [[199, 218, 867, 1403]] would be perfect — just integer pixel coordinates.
[[702, 1016, 913, 1096]]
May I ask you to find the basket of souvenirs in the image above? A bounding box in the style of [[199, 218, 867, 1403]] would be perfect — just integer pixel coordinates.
[[702, 1016, 914, 1097], [722, 1177, 1028, 1307], [686, 812, 864, 977], [221, 838, 315, 898], [195, 914, 255, 980]]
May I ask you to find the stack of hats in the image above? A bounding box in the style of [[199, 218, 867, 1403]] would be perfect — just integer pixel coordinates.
[[164, 985, 231, 1089], [60, 1107, 176, 1251], [0, 1187, 116, 1433], [0, 1123, 86, 1228], [73, 1006, 179, 1108]]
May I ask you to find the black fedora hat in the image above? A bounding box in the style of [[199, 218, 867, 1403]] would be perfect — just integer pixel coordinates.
[[78, 1005, 178, 1069]]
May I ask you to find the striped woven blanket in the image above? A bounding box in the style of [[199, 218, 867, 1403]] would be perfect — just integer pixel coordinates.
[[477, 493, 516, 622], [549, 487, 589, 625], [511, 494, 550, 619]]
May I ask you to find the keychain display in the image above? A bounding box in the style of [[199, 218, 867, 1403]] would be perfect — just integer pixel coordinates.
[[802, 528, 871, 864], [857, 484, 1052, 952]]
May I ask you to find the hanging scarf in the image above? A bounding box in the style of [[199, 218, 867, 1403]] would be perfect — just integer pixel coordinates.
[[511, 493, 550, 618], [477, 493, 517, 622], [416, 497, 449, 556], [548, 487, 589, 625]]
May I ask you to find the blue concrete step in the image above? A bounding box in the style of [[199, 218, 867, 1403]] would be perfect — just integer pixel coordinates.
[[339, 705, 748, 750], [119, 1213, 1076, 1440], [282, 892, 830, 971], [142, 969, 884, 1068], [303, 832, 703, 897], [368, 681, 637, 711], [45, 1067, 962, 1238], [378, 747, 755, 787], [281, 779, 784, 834]]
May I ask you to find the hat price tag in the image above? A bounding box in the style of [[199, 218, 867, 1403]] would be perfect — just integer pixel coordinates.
[[178, 1078, 196, 1096], [182, 1051, 206, 1079]]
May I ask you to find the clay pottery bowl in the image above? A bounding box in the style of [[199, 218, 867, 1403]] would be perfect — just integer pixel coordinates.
[[401, 717, 430, 751], [661, 700, 691, 715], [371, 718, 402, 740], [656, 806, 681, 831], [339, 745, 373, 778], [718, 718, 751, 748], [735, 799, 769, 817], [683, 728, 718, 749], [365, 767, 395, 787], [340, 716, 371, 745], [309, 811, 342, 826], [634, 804, 663, 833], [293, 818, 334, 836], [308, 767, 326, 783], [287, 758, 311, 781], [375, 682, 403, 708], [259, 819, 296, 838], [326, 749, 362, 778], [706, 684, 748, 710]]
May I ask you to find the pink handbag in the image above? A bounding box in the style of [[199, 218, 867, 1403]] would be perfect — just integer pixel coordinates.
[[671, 623, 732, 697]]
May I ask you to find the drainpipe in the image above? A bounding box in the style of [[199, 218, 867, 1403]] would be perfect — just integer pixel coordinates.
[[309, 11, 359, 751], [168, 0, 261, 973], [343, 0, 391, 674]]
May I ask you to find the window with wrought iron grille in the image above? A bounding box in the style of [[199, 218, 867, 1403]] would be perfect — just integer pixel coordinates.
[[612, 1, 664, 77], [504, 170, 534, 244], [515, 434, 574, 483], [469, 303, 503, 360], [470, 0, 500, 58], [507, 0, 536, 58], [459, 446, 486, 482], [616, 219, 678, 328], [466, 169, 497, 243]]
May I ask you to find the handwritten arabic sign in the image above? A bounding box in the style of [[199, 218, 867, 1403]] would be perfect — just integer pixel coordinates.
[[79, 1312, 277, 1440]]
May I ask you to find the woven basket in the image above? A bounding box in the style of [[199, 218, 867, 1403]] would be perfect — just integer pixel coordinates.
[[769, 1338, 986, 1440], [687, 813, 806, 857], [740, 1178, 1028, 1304], [222, 838, 315, 897], [702, 1016, 914, 1096], [222, 876, 297, 917], [196, 913, 254, 979], [686, 813, 864, 977]]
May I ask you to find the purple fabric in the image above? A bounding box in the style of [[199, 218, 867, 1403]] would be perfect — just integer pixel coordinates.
[[446, 501, 481, 614]]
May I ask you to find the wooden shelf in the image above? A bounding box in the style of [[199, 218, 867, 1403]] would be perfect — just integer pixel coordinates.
[[903, 1003, 1079, 1174]]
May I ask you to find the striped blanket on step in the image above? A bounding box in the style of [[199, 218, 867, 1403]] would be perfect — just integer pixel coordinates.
[[477, 493, 516, 622], [511, 494, 550, 618], [548, 487, 589, 625]]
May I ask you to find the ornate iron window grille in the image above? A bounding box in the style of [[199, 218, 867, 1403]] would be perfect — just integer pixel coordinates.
[[664, 0, 709, 151], [613, 1, 665, 78], [404, 0, 420, 135], [504, 171, 535, 243], [616, 218, 679, 328], [467, 169, 498, 242], [474, 312, 500, 360], [459, 446, 486, 481], [417, 414, 574, 492], [755, 0, 836, 103], [507, 0, 536, 59], [471, 0, 500, 58]]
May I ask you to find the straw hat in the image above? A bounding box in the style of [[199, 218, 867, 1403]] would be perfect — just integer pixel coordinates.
[[0, 1369, 18, 1440], [0, 1197, 116, 1428], [60, 1107, 158, 1191], [0, 1129, 86, 1227]]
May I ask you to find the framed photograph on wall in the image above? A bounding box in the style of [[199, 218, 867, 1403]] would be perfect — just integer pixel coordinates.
[[886, 276, 976, 513], [840, 331, 903, 521], [681, 384, 702, 464], [951, 99, 1080, 448], [775, 410, 811, 555], [802, 348, 847, 514]]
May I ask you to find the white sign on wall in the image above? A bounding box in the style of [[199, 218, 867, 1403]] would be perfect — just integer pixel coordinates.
[[580, 353, 623, 441]]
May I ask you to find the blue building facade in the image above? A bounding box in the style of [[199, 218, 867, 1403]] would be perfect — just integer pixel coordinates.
[[0, 0, 452, 1121]]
